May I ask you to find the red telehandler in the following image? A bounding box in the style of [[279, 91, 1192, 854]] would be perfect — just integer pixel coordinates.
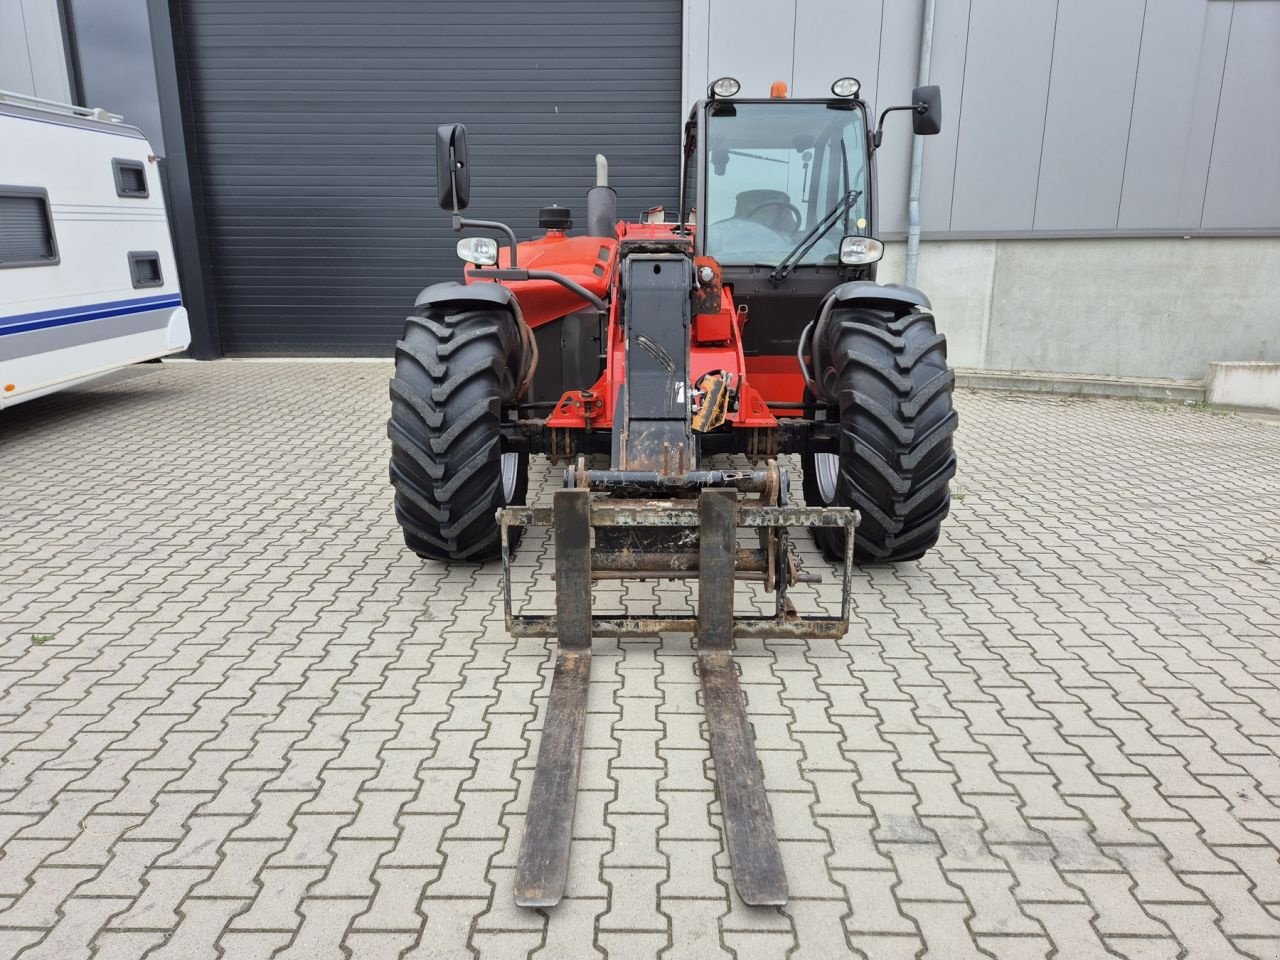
[[388, 76, 957, 907]]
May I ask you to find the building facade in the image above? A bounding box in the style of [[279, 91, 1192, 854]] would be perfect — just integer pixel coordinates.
[[6, 0, 1277, 377]]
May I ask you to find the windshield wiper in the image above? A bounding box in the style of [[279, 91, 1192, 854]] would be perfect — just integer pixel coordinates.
[[728, 148, 788, 165], [768, 188, 862, 284]]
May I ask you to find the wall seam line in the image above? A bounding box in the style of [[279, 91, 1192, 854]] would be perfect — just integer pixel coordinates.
[[1115, 0, 1149, 231], [681, 0, 688, 115], [1030, 0, 1062, 231], [946, 0, 974, 233], [19, 0, 37, 92], [789, 0, 798, 92], [705, 0, 711, 100], [1198, 0, 1235, 231], [874, 0, 886, 117]]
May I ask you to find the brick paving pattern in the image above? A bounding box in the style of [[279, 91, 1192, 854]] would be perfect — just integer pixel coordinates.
[[2, 360, 1279, 959]]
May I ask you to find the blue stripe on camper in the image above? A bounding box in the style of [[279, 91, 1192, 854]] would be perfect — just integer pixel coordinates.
[[0, 294, 183, 336]]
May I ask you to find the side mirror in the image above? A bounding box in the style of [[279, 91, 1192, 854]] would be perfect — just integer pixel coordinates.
[[911, 85, 942, 136], [436, 123, 470, 212], [872, 85, 943, 149]]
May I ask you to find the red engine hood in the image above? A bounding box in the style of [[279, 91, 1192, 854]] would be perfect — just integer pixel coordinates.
[[466, 232, 618, 328]]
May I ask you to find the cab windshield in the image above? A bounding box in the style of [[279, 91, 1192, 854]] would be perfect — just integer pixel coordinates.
[[699, 101, 870, 267]]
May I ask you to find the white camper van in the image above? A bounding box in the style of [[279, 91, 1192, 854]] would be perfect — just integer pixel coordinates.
[[0, 90, 190, 409]]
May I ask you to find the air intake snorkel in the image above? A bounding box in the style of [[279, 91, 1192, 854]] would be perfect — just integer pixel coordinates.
[[586, 154, 617, 238]]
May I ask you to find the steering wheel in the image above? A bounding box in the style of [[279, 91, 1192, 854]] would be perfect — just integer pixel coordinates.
[[743, 198, 802, 234]]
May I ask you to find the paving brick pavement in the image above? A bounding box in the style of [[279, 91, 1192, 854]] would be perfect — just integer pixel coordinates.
[[2, 359, 1279, 959]]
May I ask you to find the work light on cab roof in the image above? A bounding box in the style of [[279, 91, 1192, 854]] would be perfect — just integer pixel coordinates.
[[709, 76, 740, 98], [831, 76, 861, 98]]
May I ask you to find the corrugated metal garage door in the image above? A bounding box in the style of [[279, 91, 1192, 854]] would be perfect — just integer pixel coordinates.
[[177, 0, 682, 355]]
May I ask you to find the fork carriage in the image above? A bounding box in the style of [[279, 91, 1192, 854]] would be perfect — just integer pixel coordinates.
[[502, 465, 858, 907]]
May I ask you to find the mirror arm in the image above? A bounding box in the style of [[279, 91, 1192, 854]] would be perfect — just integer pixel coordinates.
[[449, 157, 460, 216], [872, 102, 927, 150], [454, 216, 520, 269]]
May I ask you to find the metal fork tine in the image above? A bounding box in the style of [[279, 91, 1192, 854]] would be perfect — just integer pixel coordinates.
[[697, 488, 788, 907], [700, 650, 789, 906], [514, 649, 591, 908], [515, 488, 593, 908]]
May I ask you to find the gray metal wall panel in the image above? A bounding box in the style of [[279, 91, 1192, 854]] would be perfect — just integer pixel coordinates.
[[917, 0, 970, 234], [1118, 0, 1229, 230], [700, 0, 1280, 237], [682, 0, 710, 114], [0, 0, 71, 102], [0, 4, 36, 96], [179, 0, 682, 354], [18, 0, 72, 102], [707, 0, 797, 101], [1033, 0, 1144, 230], [792, 0, 881, 102], [1201, 2, 1280, 230], [948, 0, 1057, 232], [1179, 3, 1236, 229], [873, 0, 922, 236]]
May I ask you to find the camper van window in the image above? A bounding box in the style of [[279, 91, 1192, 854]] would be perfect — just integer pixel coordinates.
[[112, 160, 149, 199], [0, 189, 58, 268]]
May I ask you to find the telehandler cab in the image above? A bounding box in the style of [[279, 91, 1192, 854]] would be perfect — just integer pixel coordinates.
[[388, 76, 957, 907]]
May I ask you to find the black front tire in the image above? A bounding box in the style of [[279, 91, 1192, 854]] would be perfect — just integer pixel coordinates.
[[387, 305, 528, 562], [803, 303, 958, 563]]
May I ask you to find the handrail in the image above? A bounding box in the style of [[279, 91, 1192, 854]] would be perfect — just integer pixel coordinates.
[[468, 268, 608, 315]]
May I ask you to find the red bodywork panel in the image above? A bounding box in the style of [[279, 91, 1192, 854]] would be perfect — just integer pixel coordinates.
[[463, 221, 805, 431], [469, 231, 617, 326]]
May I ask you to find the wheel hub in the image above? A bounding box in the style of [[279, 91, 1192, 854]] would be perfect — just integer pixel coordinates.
[[814, 452, 839, 503], [500, 452, 521, 503]]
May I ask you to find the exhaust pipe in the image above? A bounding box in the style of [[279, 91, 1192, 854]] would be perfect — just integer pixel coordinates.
[[587, 153, 617, 238]]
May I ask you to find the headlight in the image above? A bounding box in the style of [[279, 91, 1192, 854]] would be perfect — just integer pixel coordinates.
[[457, 236, 498, 266], [831, 77, 861, 98], [710, 76, 741, 98], [839, 236, 883, 265]]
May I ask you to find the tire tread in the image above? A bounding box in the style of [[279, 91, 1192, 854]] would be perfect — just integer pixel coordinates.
[[804, 303, 958, 563], [388, 304, 527, 562]]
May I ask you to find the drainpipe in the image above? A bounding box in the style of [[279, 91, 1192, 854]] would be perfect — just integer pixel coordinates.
[[905, 0, 935, 288]]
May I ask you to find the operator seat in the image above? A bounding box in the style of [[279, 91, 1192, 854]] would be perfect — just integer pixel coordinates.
[[734, 189, 798, 233]]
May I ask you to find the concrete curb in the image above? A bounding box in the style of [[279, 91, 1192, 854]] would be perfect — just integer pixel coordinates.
[[955, 368, 1206, 403]]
